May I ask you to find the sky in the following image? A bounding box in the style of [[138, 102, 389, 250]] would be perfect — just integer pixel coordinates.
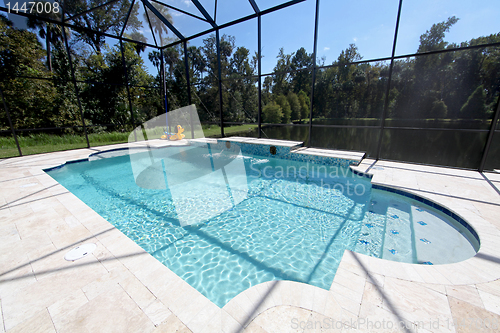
[[1, 0, 500, 76]]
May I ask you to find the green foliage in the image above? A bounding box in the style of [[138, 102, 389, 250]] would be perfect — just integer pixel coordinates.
[[64, 0, 141, 54], [418, 16, 459, 53], [262, 102, 283, 124], [460, 85, 488, 119], [143, 2, 173, 46], [275, 95, 291, 123], [272, 48, 293, 96], [431, 100, 448, 119], [291, 47, 312, 94], [287, 92, 301, 121], [297, 90, 310, 119], [0, 17, 58, 130]]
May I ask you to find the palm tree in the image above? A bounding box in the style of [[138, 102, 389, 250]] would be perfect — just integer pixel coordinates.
[[125, 31, 147, 56], [144, 2, 172, 47], [163, 47, 179, 79], [27, 1, 68, 72]]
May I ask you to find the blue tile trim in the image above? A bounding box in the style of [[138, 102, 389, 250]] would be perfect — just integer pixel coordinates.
[[66, 158, 88, 164], [43, 164, 65, 172], [88, 147, 130, 158], [88, 146, 161, 158], [44, 147, 153, 172], [372, 184, 480, 245], [43, 158, 90, 172]]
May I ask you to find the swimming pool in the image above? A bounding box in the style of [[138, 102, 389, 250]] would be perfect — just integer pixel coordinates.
[[46, 141, 479, 307]]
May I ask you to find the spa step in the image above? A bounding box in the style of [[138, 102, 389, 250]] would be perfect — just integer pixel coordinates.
[[381, 200, 414, 263]]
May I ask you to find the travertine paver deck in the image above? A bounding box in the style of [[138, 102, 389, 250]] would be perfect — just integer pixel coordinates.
[[1, 138, 500, 332]]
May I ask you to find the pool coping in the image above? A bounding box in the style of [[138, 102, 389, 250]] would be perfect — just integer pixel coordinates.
[[1, 138, 500, 332]]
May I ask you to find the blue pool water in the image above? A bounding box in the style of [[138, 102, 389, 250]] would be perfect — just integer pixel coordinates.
[[46, 143, 478, 307]]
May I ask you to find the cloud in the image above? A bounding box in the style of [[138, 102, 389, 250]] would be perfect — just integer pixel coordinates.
[[323, 47, 330, 51], [353, 37, 358, 42], [182, 0, 192, 7]]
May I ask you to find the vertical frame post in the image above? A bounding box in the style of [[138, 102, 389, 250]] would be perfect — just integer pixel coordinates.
[[376, 0, 403, 160], [257, 14, 262, 138], [308, 0, 320, 147], [184, 41, 194, 139], [120, 40, 136, 139], [62, 24, 90, 148], [160, 48, 170, 133], [216, 29, 225, 137], [479, 97, 500, 172]]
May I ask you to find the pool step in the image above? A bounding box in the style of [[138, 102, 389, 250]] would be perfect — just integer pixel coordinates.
[[354, 199, 387, 258], [355, 196, 416, 263], [380, 200, 414, 263]]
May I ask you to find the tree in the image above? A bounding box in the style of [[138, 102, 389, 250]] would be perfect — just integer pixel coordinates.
[[298, 90, 310, 120], [79, 42, 152, 126], [287, 92, 301, 121], [272, 48, 293, 96], [290, 47, 312, 94], [459, 85, 488, 119], [262, 76, 273, 105], [187, 46, 206, 82], [0, 16, 58, 130], [231, 47, 254, 77], [163, 47, 180, 79], [143, 1, 173, 47], [198, 34, 235, 122], [27, 1, 67, 72], [64, 0, 141, 54], [431, 100, 448, 119], [262, 102, 283, 124], [275, 95, 291, 123], [418, 16, 459, 53], [125, 32, 147, 56]]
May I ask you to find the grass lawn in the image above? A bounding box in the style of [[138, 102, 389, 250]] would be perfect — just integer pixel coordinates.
[[0, 124, 258, 158]]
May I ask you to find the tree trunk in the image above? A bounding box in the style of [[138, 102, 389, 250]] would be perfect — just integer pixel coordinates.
[[46, 29, 52, 72]]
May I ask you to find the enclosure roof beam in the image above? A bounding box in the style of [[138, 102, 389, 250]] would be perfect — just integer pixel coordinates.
[[142, 0, 184, 40], [0, 6, 158, 49], [162, 0, 306, 49], [140, 3, 157, 47], [248, 0, 260, 14], [150, 0, 207, 22], [120, 0, 136, 38], [64, 0, 121, 23], [191, 0, 217, 28]]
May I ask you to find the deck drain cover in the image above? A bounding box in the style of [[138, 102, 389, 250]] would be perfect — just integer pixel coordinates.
[[64, 243, 96, 261]]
